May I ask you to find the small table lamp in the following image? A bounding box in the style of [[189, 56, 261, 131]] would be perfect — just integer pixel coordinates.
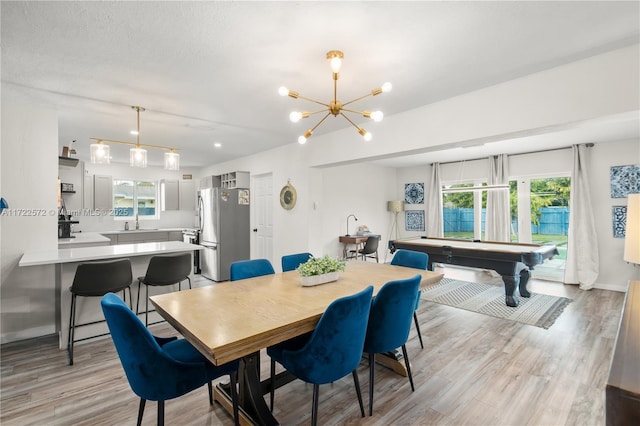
[[387, 200, 405, 242], [624, 193, 640, 266]]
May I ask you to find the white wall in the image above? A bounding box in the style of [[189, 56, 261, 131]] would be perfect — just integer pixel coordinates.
[[1, 97, 59, 343]]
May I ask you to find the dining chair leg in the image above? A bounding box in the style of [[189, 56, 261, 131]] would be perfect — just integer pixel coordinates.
[[208, 381, 213, 405], [68, 294, 76, 366], [187, 276, 192, 289], [413, 312, 424, 349], [352, 370, 365, 417], [136, 280, 142, 317], [157, 400, 165, 426], [230, 371, 240, 426], [145, 284, 149, 327], [401, 344, 415, 392], [269, 359, 276, 411], [311, 383, 320, 426], [368, 352, 375, 416], [136, 398, 146, 426]]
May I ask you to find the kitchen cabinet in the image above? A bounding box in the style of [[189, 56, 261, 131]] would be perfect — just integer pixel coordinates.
[[161, 179, 179, 211], [220, 171, 250, 189], [93, 175, 113, 211], [117, 231, 170, 244], [179, 180, 195, 211]]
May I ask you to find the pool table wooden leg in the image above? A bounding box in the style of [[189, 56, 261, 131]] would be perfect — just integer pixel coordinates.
[[501, 275, 519, 307], [518, 269, 531, 298]]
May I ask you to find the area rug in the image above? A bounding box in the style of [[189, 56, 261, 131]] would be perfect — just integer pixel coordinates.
[[421, 277, 572, 329]]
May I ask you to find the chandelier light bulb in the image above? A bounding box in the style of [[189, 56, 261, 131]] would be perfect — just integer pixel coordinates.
[[289, 111, 302, 123], [381, 82, 392, 93], [278, 86, 289, 97], [364, 132, 373, 141], [371, 111, 384, 122], [330, 57, 342, 73], [298, 135, 307, 144]]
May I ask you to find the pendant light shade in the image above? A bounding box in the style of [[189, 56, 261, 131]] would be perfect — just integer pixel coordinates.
[[164, 151, 180, 171], [90, 142, 110, 164], [130, 147, 147, 168]]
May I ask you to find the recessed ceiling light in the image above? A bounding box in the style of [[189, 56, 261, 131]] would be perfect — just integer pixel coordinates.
[[130, 130, 139, 135], [214, 142, 222, 148]]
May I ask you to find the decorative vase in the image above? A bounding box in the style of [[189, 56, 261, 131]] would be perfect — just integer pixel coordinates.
[[300, 272, 340, 287]]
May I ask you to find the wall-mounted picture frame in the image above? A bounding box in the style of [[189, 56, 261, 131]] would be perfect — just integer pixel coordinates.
[[610, 164, 640, 198], [406, 210, 425, 231], [404, 182, 424, 204], [612, 205, 627, 238]]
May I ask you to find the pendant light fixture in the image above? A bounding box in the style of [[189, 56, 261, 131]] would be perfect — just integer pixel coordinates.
[[129, 106, 147, 168], [90, 105, 180, 170], [279, 50, 391, 144]]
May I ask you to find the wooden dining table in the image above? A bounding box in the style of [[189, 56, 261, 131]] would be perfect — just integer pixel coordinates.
[[151, 261, 443, 425]]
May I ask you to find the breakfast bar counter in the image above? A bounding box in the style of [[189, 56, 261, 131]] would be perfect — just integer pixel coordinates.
[[20, 241, 203, 349]]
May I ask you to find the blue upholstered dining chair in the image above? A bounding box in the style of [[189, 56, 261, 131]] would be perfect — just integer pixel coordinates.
[[229, 259, 275, 281], [281, 252, 313, 272], [363, 274, 421, 416], [390, 249, 429, 349], [101, 293, 240, 426], [267, 286, 374, 426]]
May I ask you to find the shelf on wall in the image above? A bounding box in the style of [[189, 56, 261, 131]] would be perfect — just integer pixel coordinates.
[[58, 156, 79, 167]]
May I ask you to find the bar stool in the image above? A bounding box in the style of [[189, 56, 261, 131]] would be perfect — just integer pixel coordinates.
[[68, 258, 132, 365], [136, 252, 192, 326]]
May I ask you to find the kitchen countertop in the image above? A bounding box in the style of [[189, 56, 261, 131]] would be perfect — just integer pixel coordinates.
[[58, 232, 110, 246], [99, 227, 189, 235], [19, 241, 202, 267]]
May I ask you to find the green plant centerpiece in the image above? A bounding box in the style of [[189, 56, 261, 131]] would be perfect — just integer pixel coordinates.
[[297, 255, 346, 287]]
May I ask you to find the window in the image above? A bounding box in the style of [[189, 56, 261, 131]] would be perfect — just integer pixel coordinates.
[[113, 180, 157, 219]]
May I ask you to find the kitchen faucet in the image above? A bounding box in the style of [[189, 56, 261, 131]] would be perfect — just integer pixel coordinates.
[[346, 214, 358, 236]]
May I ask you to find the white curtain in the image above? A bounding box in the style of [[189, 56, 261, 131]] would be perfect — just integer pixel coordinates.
[[485, 154, 511, 242], [564, 144, 599, 289], [426, 163, 443, 237]]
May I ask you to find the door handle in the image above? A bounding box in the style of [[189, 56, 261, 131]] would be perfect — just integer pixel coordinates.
[[253, 228, 258, 232]]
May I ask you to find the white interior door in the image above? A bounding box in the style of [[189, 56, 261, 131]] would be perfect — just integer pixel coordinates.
[[252, 173, 273, 262]]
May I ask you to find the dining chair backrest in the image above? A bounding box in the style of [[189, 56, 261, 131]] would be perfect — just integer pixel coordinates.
[[142, 253, 192, 286], [390, 249, 429, 270], [71, 258, 132, 296], [276, 285, 374, 385], [101, 293, 208, 401], [364, 274, 421, 353], [229, 259, 275, 281], [281, 252, 313, 272]]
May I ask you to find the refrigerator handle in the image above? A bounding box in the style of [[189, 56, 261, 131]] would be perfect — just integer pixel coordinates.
[[198, 196, 204, 230]]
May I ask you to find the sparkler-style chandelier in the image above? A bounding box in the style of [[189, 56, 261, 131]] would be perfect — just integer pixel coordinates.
[[279, 50, 391, 144], [90, 106, 180, 170]]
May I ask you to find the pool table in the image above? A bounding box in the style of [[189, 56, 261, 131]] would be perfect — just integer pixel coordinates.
[[389, 237, 558, 307]]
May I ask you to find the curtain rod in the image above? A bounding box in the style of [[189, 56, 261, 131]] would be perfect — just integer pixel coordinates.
[[432, 143, 594, 166]]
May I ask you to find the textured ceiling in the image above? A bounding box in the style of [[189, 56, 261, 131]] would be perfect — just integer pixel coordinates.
[[1, 1, 639, 168]]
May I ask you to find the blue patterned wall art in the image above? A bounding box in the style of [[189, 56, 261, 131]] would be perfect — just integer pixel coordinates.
[[610, 165, 640, 198], [612, 205, 627, 238], [406, 210, 425, 232], [404, 182, 424, 204]]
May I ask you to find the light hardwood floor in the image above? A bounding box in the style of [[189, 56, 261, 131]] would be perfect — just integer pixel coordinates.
[[0, 266, 624, 425]]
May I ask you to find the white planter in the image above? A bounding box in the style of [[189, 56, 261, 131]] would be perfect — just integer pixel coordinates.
[[300, 271, 340, 287]]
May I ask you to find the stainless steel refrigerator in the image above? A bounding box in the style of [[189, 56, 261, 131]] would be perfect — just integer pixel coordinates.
[[198, 187, 250, 281]]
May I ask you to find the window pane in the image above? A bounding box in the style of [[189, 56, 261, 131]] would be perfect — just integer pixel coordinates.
[[136, 181, 156, 217], [443, 184, 476, 240], [113, 179, 134, 218]]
